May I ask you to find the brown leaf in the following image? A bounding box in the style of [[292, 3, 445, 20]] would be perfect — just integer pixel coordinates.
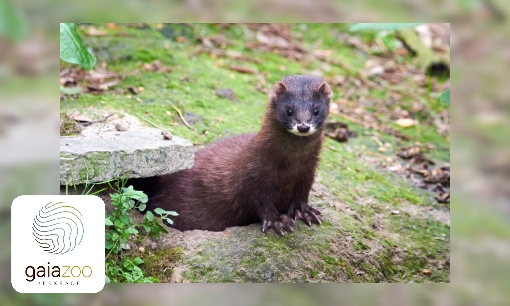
[[435, 191, 450, 204], [395, 118, 418, 128], [161, 131, 173, 140], [227, 66, 255, 74], [313, 49, 333, 59], [397, 146, 421, 159], [325, 121, 357, 143], [216, 88, 239, 102], [128, 86, 140, 95], [70, 114, 92, 123], [142, 60, 172, 73]]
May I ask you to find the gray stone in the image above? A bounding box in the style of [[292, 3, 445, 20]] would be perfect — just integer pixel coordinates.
[[60, 128, 194, 186]]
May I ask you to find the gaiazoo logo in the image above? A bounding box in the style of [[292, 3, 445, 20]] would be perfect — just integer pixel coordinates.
[[26, 202, 91, 283], [32, 202, 84, 255]]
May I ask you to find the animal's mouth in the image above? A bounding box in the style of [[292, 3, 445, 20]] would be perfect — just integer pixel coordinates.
[[288, 124, 316, 136]]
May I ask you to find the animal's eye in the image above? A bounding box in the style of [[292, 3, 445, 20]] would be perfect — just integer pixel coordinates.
[[313, 108, 319, 116], [286, 108, 293, 116]]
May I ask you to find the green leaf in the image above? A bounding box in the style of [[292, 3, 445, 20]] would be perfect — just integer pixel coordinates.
[[143, 225, 152, 233], [126, 227, 138, 235], [60, 23, 97, 70], [114, 219, 123, 229], [105, 275, 110, 283], [122, 186, 149, 204], [111, 232, 119, 241], [0, 0, 28, 41], [438, 89, 450, 104], [122, 186, 134, 193], [350, 23, 421, 32], [133, 257, 144, 266], [167, 211, 179, 216], [105, 240, 113, 249], [120, 215, 129, 224], [138, 203, 146, 212], [165, 218, 174, 225], [105, 218, 113, 226], [151, 226, 160, 238], [154, 208, 166, 216], [145, 211, 154, 221]]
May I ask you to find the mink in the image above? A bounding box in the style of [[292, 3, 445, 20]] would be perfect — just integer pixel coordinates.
[[131, 75, 332, 235]]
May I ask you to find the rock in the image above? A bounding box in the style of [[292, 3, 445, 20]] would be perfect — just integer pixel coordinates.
[[115, 122, 129, 131], [169, 267, 184, 283], [60, 128, 194, 185]]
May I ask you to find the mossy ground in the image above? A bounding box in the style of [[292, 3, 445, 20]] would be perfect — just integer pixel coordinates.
[[61, 24, 450, 283]]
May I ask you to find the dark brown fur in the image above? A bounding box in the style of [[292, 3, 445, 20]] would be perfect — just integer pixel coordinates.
[[132, 75, 332, 235]]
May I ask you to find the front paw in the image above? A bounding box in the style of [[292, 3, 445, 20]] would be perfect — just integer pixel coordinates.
[[288, 203, 322, 226], [261, 214, 295, 236]]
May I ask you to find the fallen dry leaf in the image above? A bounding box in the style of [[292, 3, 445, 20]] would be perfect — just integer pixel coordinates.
[[128, 86, 140, 95], [142, 60, 172, 73], [325, 121, 357, 143], [70, 114, 92, 123], [395, 118, 419, 128], [227, 66, 255, 74], [115, 122, 129, 131], [397, 145, 421, 159], [162, 131, 173, 140], [422, 269, 432, 275], [216, 88, 239, 102]]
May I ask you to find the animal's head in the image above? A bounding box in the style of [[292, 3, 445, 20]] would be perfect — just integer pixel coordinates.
[[269, 75, 332, 137]]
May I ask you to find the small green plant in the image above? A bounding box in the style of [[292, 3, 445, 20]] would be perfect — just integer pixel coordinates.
[[105, 178, 179, 283], [106, 256, 159, 283], [143, 208, 179, 239]]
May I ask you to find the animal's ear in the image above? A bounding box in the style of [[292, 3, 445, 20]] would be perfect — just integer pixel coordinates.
[[317, 82, 333, 100], [272, 81, 289, 100]]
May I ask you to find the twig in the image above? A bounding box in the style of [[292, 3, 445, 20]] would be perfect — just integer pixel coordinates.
[[169, 103, 193, 130], [135, 113, 167, 131], [365, 151, 393, 161], [75, 113, 115, 127], [330, 109, 367, 126]]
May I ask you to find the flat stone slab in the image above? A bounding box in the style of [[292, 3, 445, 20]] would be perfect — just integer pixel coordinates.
[[60, 128, 194, 186]]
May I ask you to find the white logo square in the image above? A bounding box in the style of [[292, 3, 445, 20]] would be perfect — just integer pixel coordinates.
[[11, 195, 105, 293]]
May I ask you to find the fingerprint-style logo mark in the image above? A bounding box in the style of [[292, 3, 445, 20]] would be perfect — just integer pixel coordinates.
[[32, 202, 84, 255]]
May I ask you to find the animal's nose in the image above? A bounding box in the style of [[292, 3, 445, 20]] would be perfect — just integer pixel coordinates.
[[297, 124, 310, 133]]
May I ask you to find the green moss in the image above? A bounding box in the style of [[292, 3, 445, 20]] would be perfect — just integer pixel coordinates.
[[135, 248, 182, 283], [60, 112, 82, 136]]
